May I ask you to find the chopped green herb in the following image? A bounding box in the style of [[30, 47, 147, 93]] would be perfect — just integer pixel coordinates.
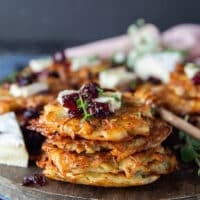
[[76, 96, 91, 121], [180, 145, 197, 162], [97, 87, 104, 96], [150, 107, 158, 116], [136, 18, 145, 27], [111, 94, 120, 102]]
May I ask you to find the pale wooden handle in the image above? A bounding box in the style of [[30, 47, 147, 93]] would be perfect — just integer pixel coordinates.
[[158, 107, 200, 140], [65, 35, 132, 59]]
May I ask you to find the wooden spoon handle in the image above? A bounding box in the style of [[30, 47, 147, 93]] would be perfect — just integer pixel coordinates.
[[158, 107, 200, 140]]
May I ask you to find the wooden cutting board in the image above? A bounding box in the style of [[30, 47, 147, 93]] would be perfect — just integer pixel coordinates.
[[0, 164, 199, 200]]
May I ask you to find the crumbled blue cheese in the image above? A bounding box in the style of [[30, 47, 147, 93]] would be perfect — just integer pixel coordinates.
[[112, 52, 126, 64], [99, 67, 137, 89], [128, 23, 160, 55], [70, 56, 100, 71], [9, 82, 49, 97], [95, 91, 122, 112], [0, 112, 28, 167], [29, 57, 53, 73], [184, 63, 200, 79], [134, 51, 183, 83]]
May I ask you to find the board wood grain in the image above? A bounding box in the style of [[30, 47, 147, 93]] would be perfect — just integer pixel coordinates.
[[0, 164, 199, 200]]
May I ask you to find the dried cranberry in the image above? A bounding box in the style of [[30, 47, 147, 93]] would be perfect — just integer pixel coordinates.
[[192, 72, 200, 85], [23, 108, 40, 120], [22, 175, 34, 186], [79, 82, 99, 100], [17, 74, 37, 86], [22, 174, 46, 187], [88, 102, 112, 118], [53, 51, 66, 64], [62, 93, 79, 110], [68, 108, 83, 118], [33, 173, 46, 186], [147, 76, 162, 85]]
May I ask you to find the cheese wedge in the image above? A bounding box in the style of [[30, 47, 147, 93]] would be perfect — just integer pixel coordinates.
[[0, 112, 28, 167]]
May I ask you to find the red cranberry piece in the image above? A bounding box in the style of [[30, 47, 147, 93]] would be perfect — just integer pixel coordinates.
[[147, 76, 162, 85], [192, 72, 200, 85], [88, 102, 112, 118], [33, 173, 46, 186], [80, 82, 99, 100], [22, 174, 46, 187], [22, 175, 34, 186], [68, 108, 83, 118], [62, 93, 79, 110]]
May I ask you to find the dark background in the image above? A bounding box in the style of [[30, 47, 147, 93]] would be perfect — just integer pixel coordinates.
[[0, 0, 200, 51]]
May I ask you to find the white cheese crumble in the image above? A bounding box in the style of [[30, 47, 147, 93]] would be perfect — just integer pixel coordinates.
[[184, 63, 200, 79], [99, 67, 137, 89], [9, 82, 49, 97], [29, 57, 53, 73], [112, 52, 126, 64], [0, 112, 28, 167], [128, 23, 161, 54], [134, 51, 183, 83], [70, 56, 100, 71], [95, 91, 122, 112]]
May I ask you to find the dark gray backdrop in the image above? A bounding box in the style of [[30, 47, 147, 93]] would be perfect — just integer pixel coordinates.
[[0, 0, 199, 47]]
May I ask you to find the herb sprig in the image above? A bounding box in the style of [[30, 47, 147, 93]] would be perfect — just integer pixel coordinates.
[[97, 87, 104, 96], [76, 96, 91, 121]]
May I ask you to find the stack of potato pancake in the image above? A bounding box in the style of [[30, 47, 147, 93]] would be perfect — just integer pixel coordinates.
[[29, 83, 177, 187]]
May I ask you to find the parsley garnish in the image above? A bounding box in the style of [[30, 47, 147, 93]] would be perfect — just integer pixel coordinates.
[[76, 96, 91, 121], [150, 107, 158, 117], [111, 94, 120, 102], [97, 87, 104, 96], [177, 115, 200, 176]]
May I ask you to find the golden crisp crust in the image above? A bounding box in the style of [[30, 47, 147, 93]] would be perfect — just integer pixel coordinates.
[[44, 120, 171, 161], [26, 60, 109, 91], [29, 96, 162, 141], [44, 167, 160, 187], [134, 65, 200, 115], [134, 84, 200, 116], [0, 60, 108, 114], [37, 146, 177, 187], [169, 65, 200, 99], [44, 168, 160, 187], [0, 87, 55, 114]]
